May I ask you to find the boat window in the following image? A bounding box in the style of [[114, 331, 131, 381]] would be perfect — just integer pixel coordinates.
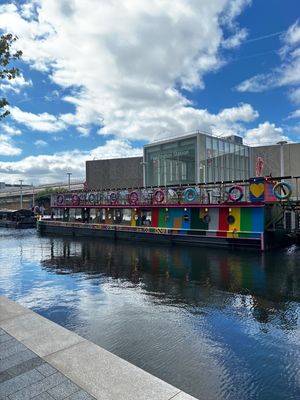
[[69, 208, 76, 222], [74, 208, 82, 221], [120, 209, 131, 225], [227, 215, 235, 225], [203, 214, 211, 224], [140, 210, 152, 226], [113, 209, 123, 224], [90, 208, 97, 222], [99, 209, 106, 223], [53, 208, 63, 220]]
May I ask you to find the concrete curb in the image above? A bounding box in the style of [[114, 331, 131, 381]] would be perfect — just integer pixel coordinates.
[[0, 296, 198, 400]]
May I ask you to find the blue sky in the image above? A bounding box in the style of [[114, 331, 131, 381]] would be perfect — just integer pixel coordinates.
[[0, 0, 299, 184]]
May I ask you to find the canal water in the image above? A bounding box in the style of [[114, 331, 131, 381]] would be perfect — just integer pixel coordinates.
[[0, 228, 299, 400]]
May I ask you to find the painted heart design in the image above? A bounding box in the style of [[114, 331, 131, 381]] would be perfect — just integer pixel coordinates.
[[250, 183, 264, 198]]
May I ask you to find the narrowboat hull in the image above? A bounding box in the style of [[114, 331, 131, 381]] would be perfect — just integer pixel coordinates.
[[0, 220, 36, 229], [37, 220, 264, 250]]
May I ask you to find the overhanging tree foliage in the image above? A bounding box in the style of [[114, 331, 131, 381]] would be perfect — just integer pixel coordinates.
[[35, 188, 67, 203], [0, 33, 23, 119]]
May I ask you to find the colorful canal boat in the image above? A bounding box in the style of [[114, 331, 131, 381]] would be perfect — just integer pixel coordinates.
[[37, 177, 299, 251]]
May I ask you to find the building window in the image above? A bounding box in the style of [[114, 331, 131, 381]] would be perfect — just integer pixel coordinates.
[[144, 133, 249, 186]]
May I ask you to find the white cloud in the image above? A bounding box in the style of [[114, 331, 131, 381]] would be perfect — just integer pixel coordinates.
[[0, 134, 22, 156], [20, 1, 37, 20], [287, 109, 300, 119], [289, 87, 300, 104], [221, 0, 251, 27], [236, 73, 273, 93], [222, 28, 248, 49], [0, 74, 32, 94], [280, 19, 300, 57], [77, 127, 90, 137], [1, 123, 22, 136], [97, 102, 259, 141], [244, 122, 289, 146], [90, 139, 142, 160], [236, 20, 300, 96], [9, 106, 66, 132], [0, 0, 252, 141], [34, 139, 48, 147], [217, 103, 258, 122], [0, 103, 260, 184], [0, 139, 142, 184]]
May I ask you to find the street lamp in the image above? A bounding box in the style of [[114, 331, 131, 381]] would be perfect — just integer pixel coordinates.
[[19, 179, 23, 209], [31, 183, 35, 208], [140, 161, 148, 186], [276, 141, 287, 178], [66, 172, 72, 191]]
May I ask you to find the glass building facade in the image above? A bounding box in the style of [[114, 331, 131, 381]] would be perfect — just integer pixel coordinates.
[[144, 132, 250, 186]]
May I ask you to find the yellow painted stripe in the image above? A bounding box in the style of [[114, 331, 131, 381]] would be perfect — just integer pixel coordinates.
[[131, 209, 136, 227], [227, 207, 240, 237]]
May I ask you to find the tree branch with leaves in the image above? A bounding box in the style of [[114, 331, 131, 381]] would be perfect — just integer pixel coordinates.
[[0, 33, 23, 119]]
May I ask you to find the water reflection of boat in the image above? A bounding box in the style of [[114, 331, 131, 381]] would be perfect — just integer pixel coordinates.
[[39, 237, 300, 335], [41, 237, 300, 306], [0, 209, 36, 229]]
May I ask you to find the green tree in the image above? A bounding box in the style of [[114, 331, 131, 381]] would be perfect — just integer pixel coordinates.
[[0, 33, 23, 119]]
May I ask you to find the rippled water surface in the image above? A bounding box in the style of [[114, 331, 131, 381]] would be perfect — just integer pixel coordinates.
[[0, 228, 300, 399]]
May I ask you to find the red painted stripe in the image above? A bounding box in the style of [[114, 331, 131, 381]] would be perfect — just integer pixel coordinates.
[[151, 208, 159, 227], [217, 207, 229, 236]]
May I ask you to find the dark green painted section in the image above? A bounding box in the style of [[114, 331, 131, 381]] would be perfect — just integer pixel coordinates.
[[191, 208, 208, 231], [240, 207, 252, 232], [159, 209, 166, 228]]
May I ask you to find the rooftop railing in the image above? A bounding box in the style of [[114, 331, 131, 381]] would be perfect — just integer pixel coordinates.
[[50, 176, 300, 207]]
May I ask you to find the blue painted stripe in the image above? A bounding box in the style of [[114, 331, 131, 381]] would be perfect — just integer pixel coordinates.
[[251, 208, 264, 233]]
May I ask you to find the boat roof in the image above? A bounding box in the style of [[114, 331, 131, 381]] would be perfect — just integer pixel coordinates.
[[0, 209, 33, 214]]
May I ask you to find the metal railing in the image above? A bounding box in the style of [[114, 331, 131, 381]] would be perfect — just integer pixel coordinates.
[[50, 176, 300, 207], [0, 181, 84, 199]]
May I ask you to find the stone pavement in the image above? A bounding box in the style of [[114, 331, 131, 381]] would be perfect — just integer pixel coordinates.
[[0, 328, 96, 400], [0, 296, 197, 400]]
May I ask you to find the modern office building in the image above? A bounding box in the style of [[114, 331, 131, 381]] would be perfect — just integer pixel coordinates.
[[143, 132, 250, 186]]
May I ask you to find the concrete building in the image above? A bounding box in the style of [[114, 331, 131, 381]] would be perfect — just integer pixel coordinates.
[[86, 156, 143, 190], [251, 142, 300, 198], [251, 142, 300, 178]]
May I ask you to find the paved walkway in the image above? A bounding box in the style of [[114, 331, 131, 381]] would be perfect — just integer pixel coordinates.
[[0, 328, 95, 399], [0, 296, 197, 400]]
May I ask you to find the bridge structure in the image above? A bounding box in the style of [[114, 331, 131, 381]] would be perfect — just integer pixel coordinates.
[[0, 181, 84, 210]]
